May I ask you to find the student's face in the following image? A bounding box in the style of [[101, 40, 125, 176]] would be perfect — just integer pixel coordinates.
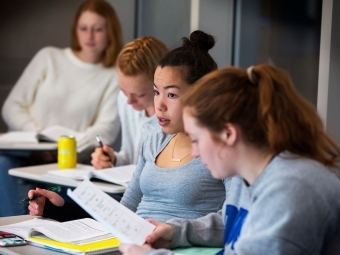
[[154, 66, 189, 134], [183, 108, 234, 179], [77, 11, 108, 56], [118, 69, 154, 111]]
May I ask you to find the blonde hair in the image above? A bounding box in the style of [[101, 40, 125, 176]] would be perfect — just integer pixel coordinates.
[[182, 64, 340, 168], [71, 0, 123, 67], [116, 36, 168, 80]]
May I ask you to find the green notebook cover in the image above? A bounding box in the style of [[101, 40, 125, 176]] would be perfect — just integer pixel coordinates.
[[173, 247, 222, 255]]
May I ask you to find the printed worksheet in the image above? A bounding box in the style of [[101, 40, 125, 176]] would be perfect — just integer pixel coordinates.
[[67, 180, 156, 245]]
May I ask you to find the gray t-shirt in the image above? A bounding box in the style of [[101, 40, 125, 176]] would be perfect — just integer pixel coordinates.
[[120, 129, 229, 222]]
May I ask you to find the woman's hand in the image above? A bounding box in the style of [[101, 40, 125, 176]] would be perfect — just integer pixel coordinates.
[[91, 145, 116, 169], [146, 219, 174, 249], [119, 243, 153, 255], [28, 188, 64, 216]]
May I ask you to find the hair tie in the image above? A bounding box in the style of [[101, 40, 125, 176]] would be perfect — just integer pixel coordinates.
[[247, 66, 258, 84]]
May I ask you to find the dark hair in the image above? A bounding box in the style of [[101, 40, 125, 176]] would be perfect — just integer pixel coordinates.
[[158, 30, 217, 84], [182, 64, 340, 168], [71, 0, 123, 67]]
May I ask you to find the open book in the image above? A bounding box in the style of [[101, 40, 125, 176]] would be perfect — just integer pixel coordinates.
[[0, 125, 87, 152], [0, 218, 119, 254], [0, 218, 113, 245], [67, 180, 156, 246], [48, 164, 136, 187]]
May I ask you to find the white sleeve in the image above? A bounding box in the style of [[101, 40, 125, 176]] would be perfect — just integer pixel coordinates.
[[2, 48, 48, 131], [77, 76, 121, 150], [114, 91, 130, 166]]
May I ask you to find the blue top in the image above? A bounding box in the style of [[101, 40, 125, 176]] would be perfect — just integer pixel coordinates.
[[120, 128, 230, 222]]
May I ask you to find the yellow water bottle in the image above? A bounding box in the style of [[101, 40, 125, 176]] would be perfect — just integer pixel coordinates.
[[58, 136, 77, 169]]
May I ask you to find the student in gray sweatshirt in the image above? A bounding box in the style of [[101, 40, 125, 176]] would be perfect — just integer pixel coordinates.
[[119, 65, 340, 255]]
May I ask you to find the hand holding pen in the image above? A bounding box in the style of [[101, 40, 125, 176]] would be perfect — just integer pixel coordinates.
[[27, 187, 65, 216], [92, 135, 115, 169]]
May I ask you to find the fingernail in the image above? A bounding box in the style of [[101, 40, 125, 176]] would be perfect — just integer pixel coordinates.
[[36, 187, 41, 190]]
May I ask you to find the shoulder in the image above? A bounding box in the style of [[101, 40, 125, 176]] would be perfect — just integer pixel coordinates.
[[28, 46, 63, 62], [253, 152, 340, 211]]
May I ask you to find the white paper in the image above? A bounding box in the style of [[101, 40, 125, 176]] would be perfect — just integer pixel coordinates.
[[67, 180, 155, 245]]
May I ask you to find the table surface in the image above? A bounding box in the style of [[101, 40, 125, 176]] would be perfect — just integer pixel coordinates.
[[0, 215, 122, 255], [9, 163, 126, 194], [0, 142, 57, 151]]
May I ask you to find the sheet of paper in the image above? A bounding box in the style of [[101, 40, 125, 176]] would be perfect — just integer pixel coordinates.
[[48, 165, 93, 180], [67, 180, 155, 245], [94, 164, 136, 186]]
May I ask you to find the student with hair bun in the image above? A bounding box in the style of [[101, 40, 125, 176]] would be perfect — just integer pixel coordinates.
[[120, 64, 340, 255], [28, 30, 235, 224]]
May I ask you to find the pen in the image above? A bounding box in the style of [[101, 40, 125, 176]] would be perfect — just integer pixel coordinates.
[[95, 134, 113, 167], [20, 187, 58, 203]]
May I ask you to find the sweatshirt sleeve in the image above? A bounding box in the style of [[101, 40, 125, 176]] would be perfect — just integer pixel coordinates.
[[2, 48, 48, 131], [167, 211, 225, 248], [119, 147, 145, 212]]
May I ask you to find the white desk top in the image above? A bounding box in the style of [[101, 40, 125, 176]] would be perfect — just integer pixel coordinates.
[[0, 142, 57, 151], [0, 215, 121, 255], [9, 163, 126, 194]]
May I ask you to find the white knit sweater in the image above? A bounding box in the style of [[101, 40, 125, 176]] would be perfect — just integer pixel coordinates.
[[2, 47, 120, 151]]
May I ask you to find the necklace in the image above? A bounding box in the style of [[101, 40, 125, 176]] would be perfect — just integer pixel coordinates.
[[171, 135, 191, 162]]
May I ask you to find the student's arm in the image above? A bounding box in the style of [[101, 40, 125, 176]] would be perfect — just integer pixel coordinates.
[[166, 210, 225, 248], [119, 146, 146, 211], [75, 76, 121, 152], [2, 48, 49, 131], [114, 91, 130, 166]]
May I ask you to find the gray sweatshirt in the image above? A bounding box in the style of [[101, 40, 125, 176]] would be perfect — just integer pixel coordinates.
[[143, 152, 340, 255]]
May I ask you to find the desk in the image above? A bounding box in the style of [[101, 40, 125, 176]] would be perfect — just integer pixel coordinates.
[[0, 215, 122, 255], [9, 163, 126, 194]]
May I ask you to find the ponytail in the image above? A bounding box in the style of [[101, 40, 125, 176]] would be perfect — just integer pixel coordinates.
[[182, 64, 340, 168]]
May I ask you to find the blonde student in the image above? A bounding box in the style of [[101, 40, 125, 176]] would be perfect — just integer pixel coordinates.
[[0, 0, 122, 216], [91, 36, 168, 168], [28, 31, 236, 224], [119, 65, 340, 255]]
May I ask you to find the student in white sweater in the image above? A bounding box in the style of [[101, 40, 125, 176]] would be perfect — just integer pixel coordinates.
[[0, 0, 122, 216], [91, 36, 168, 167]]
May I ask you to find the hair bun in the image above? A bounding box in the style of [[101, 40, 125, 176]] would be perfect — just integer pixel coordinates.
[[182, 30, 215, 52]]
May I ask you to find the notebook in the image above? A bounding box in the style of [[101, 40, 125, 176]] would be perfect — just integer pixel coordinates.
[[47, 164, 136, 187], [28, 236, 120, 255]]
